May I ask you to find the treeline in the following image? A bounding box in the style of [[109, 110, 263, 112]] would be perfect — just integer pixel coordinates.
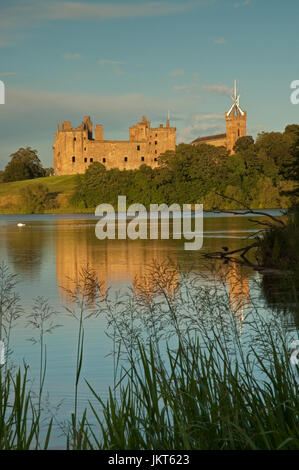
[[0, 147, 53, 183], [71, 125, 299, 210]]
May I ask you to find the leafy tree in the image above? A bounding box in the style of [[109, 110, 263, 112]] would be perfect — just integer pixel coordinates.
[[255, 132, 295, 178], [20, 184, 57, 213], [3, 147, 45, 182], [69, 130, 296, 211], [233, 136, 254, 153], [283, 125, 299, 198]]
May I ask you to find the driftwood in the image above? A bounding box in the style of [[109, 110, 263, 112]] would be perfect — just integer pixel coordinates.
[[203, 194, 287, 269]]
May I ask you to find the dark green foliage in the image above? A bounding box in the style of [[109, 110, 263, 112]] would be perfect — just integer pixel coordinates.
[[3, 147, 45, 182], [233, 135, 255, 153], [256, 207, 299, 270], [71, 127, 297, 210], [20, 183, 58, 213]]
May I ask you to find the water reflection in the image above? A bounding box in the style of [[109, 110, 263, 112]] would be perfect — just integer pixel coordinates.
[[55, 222, 179, 301], [55, 220, 252, 328], [4, 224, 49, 277]]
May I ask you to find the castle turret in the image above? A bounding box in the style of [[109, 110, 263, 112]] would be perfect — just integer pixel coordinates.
[[225, 80, 247, 153]]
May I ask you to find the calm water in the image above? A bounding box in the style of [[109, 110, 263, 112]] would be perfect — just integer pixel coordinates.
[[0, 210, 291, 446]]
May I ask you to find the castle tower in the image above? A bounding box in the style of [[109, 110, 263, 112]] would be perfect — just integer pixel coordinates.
[[225, 80, 247, 153]]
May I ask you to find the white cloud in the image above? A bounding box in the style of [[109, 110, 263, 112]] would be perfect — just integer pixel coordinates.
[[213, 37, 226, 45], [4, 88, 186, 117], [204, 84, 232, 97], [177, 113, 224, 143], [173, 83, 201, 93], [98, 59, 124, 66], [63, 53, 82, 60], [0, 1, 211, 29], [0, 73, 16, 77], [0, 33, 25, 47], [169, 69, 185, 77], [234, 0, 251, 8], [98, 59, 125, 75]]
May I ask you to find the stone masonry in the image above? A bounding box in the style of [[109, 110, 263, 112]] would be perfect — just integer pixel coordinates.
[[53, 115, 176, 175]]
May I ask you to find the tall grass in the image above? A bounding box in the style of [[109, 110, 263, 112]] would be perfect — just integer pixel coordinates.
[[84, 337, 298, 450], [0, 260, 298, 450], [0, 366, 52, 450], [74, 262, 299, 450], [62, 264, 106, 449]]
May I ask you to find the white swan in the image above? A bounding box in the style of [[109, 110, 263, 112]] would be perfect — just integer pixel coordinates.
[[17, 223, 26, 227]]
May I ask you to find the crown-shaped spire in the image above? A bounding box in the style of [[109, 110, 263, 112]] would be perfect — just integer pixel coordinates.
[[226, 80, 245, 117]]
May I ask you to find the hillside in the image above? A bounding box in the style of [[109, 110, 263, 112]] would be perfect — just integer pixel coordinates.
[[0, 175, 81, 213]]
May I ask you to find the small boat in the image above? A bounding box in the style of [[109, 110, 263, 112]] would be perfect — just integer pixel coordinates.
[[17, 223, 26, 227]]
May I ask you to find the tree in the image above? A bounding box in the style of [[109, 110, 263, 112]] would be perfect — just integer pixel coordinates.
[[255, 132, 295, 178], [233, 136, 254, 153], [3, 147, 45, 182], [20, 184, 57, 213]]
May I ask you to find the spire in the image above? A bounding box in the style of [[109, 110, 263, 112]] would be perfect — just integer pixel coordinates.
[[166, 110, 170, 127], [226, 80, 245, 117]]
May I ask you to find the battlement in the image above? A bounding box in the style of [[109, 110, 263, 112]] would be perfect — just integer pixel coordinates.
[[53, 115, 176, 175]]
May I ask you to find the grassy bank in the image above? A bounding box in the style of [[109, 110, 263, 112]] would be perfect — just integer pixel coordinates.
[[0, 175, 78, 213]]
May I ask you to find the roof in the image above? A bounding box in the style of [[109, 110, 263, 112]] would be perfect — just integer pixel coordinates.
[[192, 133, 226, 144]]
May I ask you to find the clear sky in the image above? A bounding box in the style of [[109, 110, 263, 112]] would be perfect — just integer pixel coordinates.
[[0, 0, 299, 169]]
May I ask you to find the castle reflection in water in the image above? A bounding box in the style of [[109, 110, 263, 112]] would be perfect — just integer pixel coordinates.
[[55, 222, 250, 326]]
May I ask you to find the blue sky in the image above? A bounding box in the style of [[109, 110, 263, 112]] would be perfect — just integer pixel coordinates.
[[0, 0, 299, 169]]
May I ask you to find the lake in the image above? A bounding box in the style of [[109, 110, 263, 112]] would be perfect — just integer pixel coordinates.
[[0, 210, 295, 447]]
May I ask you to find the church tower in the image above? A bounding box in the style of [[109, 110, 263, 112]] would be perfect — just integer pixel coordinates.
[[225, 80, 247, 153]]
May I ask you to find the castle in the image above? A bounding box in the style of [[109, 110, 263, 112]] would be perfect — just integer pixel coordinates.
[[53, 81, 246, 175], [53, 115, 176, 175], [192, 81, 247, 152]]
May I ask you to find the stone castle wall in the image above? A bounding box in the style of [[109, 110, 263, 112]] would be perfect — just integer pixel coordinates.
[[53, 115, 176, 175]]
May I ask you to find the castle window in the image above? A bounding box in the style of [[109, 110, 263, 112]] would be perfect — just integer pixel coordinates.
[[103, 158, 106, 163], [155, 150, 157, 154], [84, 147, 86, 151], [141, 156, 145, 162], [72, 156, 75, 163], [84, 158, 87, 163], [124, 157, 128, 162], [74, 137, 76, 142], [155, 141, 158, 145], [90, 158, 93, 162], [155, 133, 157, 137], [238, 129, 240, 137], [137, 145, 140, 151], [154, 158, 158, 162]]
